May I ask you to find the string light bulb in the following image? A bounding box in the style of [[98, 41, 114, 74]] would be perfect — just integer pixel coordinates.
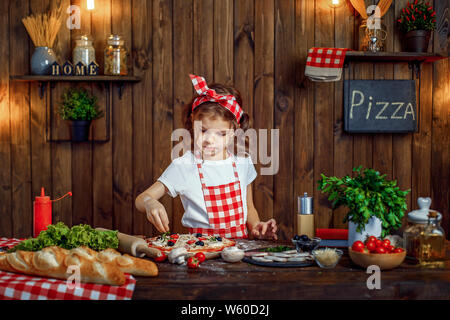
[[87, 0, 95, 10], [329, 0, 344, 9]]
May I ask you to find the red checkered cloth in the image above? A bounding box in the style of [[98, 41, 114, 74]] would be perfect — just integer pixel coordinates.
[[305, 47, 351, 82], [0, 238, 136, 300]]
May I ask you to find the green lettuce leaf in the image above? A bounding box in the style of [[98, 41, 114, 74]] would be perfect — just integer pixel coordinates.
[[8, 222, 118, 252]]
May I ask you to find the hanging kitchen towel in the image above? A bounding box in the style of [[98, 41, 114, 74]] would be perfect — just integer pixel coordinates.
[[305, 47, 351, 82]]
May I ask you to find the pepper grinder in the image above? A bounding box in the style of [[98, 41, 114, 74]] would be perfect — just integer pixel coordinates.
[[297, 192, 314, 238]]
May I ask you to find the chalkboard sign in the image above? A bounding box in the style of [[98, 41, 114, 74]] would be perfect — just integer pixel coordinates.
[[344, 80, 417, 133]]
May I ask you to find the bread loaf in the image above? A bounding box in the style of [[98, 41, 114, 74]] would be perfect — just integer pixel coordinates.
[[0, 246, 158, 286]]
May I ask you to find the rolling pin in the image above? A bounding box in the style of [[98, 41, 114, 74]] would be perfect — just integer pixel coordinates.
[[96, 228, 163, 259]]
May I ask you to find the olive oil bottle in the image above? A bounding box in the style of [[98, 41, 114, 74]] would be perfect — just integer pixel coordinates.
[[417, 211, 446, 268]]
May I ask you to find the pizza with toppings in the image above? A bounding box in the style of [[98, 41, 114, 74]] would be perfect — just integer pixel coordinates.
[[146, 232, 235, 255]]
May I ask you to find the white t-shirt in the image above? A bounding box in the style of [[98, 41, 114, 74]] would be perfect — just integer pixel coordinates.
[[157, 150, 257, 229]]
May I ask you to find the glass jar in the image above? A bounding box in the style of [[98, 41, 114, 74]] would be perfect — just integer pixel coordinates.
[[417, 211, 446, 267], [403, 197, 444, 266], [104, 34, 128, 76], [358, 17, 387, 52], [73, 35, 96, 67]]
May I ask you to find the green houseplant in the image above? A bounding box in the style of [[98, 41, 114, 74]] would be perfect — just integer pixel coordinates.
[[58, 87, 103, 141], [318, 166, 410, 243], [397, 0, 436, 52]]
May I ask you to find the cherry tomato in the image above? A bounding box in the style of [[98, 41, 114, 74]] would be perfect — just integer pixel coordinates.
[[187, 240, 196, 245], [374, 246, 386, 254], [393, 248, 404, 254], [375, 239, 383, 248], [170, 234, 179, 239], [366, 241, 377, 252], [352, 241, 365, 252], [194, 252, 206, 263], [366, 236, 377, 244], [382, 239, 390, 247], [153, 251, 167, 262], [187, 256, 200, 269], [387, 245, 395, 253]]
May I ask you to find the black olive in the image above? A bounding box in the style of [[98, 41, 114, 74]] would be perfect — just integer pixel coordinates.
[[293, 234, 300, 241], [167, 241, 175, 246], [195, 241, 204, 246], [195, 233, 202, 237], [216, 237, 222, 242], [300, 234, 310, 242]]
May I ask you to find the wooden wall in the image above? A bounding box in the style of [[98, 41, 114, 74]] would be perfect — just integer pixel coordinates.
[[0, 0, 448, 240]]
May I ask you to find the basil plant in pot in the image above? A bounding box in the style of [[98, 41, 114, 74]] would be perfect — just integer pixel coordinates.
[[58, 87, 103, 142], [397, 0, 436, 52], [318, 166, 410, 246]]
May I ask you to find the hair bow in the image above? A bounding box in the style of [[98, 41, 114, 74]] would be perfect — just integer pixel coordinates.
[[189, 74, 243, 122]]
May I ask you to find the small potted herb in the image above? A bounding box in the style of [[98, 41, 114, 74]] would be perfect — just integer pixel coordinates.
[[318, 166, 410, 245], [397, 0, 436, 52], [58, 87, 103, 142]]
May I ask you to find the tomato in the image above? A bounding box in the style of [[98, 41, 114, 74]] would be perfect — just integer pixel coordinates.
[[393, 248, 404, 254], [375, 239, 383, 248], [187, 240, 196, 245], [194, 252, 206, 263], [153, 251, 167, 262], [382, 239, 390, 247], [187, 256, 200, 269], [374, 246, 386, 254], [170, 234, 179, 239], [352, 241, 365, 252], [366, 241, 377, 252], [387, 245, 395, 253], [366, 236, 377, 244]]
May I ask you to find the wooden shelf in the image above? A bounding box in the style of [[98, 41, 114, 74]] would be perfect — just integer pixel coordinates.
[[10, 75, 141, 100], [10, 75, 141, 82], [345, 51, 446, 63]]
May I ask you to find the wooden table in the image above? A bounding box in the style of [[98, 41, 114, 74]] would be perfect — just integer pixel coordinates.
[[132, 240, 450, 300]]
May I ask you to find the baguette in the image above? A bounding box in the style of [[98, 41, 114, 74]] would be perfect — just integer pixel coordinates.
[[0, 246, 125, 286], [96, 248, 158, 277], [0, 246, 158, 286]]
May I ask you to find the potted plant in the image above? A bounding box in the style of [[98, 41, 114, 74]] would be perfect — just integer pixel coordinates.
[[318, 166, 410, 245], [397, 0, 436, 52], [58, 87, 103, 142]]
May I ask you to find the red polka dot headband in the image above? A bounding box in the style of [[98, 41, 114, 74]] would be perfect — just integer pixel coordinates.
[[189, 74, 244, 122]]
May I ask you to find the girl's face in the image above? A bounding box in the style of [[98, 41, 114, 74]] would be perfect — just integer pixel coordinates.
[[192, 115, 234, 160]]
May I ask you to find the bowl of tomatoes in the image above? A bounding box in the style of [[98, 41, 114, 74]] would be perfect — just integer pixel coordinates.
[[348, 236, 406, 270]]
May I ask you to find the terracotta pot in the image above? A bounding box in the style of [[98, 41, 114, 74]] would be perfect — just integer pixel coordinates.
[[405, 30, 431, 53]]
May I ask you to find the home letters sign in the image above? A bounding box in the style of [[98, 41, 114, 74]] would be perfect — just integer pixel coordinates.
[[344, 80, 417, 133]]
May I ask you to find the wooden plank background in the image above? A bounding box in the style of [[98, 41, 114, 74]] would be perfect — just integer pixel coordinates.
[[0, 0, 448, 240]]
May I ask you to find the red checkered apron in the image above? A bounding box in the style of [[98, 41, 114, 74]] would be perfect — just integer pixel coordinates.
[[189, 151, 248, 239]]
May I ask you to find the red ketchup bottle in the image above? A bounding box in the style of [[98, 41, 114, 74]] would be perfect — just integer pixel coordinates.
[[33, 187, 72, 237]]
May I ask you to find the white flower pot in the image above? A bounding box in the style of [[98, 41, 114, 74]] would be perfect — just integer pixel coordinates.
[[348, 216, 382, 246]]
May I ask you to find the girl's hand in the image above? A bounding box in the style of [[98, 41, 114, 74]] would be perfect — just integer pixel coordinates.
[[251, 218, 278, 240], [143, 197, 170, 233]]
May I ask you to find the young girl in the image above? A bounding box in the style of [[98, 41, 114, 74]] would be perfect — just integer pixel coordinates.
[[135, 74, 277, 240]]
